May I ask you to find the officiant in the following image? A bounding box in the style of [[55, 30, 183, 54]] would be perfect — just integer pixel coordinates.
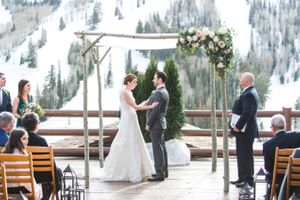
[[229, 72, 259, 188]]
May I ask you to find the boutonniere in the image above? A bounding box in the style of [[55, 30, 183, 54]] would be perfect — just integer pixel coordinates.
[[3, 90, 8, 96]]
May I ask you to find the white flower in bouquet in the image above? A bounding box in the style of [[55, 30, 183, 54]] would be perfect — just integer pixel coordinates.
[[192, 35, 198, 42], [218, 41, 225, 48], [21, 103, 45, 119], [202, 27, 210, 36], [218, 26, 228, 35], [213, 36, 219, 43], [217, 62, 225, 68], [179, 37, 185, 44]]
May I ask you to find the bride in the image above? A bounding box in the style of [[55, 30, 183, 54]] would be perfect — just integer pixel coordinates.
[[102, 74, 158, 183]]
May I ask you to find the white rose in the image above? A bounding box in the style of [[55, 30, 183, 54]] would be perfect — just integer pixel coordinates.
[[209, 32, 215, 38], [218, 26, 228, 35], [186, 36, 192, 42], [217, 62, 225, 68], [202, 27, 210, 36], [192, 35, 198, 41], [213, 36, 219, 43], [200, 35, 206, 41], [179, 37, 185, 44], [188, 27, 195, 34]]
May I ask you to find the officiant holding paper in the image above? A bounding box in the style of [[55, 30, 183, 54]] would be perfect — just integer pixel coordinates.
[[229, 72, 259, 188]]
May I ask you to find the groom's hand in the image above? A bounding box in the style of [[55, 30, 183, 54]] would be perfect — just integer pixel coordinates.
[[145, 125, 150, 131]]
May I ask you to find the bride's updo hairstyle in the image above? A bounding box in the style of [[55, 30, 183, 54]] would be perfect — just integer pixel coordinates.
[[123, 74, 137, 85]]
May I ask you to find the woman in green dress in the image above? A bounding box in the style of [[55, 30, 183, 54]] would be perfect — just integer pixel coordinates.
[[12, 79, 34, 127]]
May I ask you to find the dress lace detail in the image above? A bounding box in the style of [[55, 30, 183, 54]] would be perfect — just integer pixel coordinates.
[[102, 89, 155, 183]]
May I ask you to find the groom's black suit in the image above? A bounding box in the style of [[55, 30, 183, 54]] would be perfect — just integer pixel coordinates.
[[231, 85, 259, 185], [147, 85, 169, 179], [0, 89, 12, 113]]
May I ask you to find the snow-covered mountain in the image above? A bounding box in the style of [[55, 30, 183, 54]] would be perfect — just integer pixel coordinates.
[[0, 0, 298, 131]]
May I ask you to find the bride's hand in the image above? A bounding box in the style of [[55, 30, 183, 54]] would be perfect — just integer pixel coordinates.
[[150, 102, 159, 108]]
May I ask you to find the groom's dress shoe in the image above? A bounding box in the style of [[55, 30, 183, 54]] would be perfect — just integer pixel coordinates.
[[148, 176, 165, 182], [235, 181, 250, 188], [230, 179, 242, 185]]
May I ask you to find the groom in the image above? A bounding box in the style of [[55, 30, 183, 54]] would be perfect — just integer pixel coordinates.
[[146, 71, 169, 182]]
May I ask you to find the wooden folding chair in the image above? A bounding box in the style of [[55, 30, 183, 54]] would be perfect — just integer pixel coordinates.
[[0, 153, 36, 200], [0, 163, 8, 200], [286, 156, 300, 199], [269, 147, 295, 200], [27, 146, 57, 200]]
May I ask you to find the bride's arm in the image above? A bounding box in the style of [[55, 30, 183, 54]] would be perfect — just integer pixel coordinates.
[[124, 91, 158, 110]]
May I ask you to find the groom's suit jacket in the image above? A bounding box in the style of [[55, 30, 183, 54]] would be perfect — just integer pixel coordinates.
[[0, 89, 12, 113], [146, 85, 169, 130]]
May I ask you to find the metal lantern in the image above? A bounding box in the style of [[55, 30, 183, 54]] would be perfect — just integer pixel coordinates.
[[61, 164, 85, 200]]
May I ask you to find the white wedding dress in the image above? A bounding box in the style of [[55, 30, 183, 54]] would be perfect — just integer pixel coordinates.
[[102, 90, 155, 183]]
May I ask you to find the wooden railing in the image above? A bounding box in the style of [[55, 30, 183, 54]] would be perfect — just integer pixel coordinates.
[[41, 107, 299, 157]]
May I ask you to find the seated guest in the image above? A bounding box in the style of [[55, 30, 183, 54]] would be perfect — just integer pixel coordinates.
[[2, 128, 43, 199], [22, 112, 61, 200], [263, 114, 300, 199], [0, 112, 15, 147]]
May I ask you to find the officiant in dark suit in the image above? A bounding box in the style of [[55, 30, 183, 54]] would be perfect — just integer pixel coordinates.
[[146, 71, 169, 182], [0, 72, 13, 113], [230, 72, 259, 188]]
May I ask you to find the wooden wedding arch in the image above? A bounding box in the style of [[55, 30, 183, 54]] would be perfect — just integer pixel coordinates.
[[73, 31, 220, 189]]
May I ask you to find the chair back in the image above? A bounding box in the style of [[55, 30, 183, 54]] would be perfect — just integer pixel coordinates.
[[269, 147, 295, 200], [26, 146, 57, 200], [0, 163, 8, 200], [286, 157, 300, 199], [0, 153, 35, 200]]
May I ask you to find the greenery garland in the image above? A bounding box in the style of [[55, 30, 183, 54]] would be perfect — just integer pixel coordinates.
[[177, 26, 234, 77]]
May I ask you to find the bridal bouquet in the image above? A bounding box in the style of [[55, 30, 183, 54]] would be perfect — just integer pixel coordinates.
[[20, 102, 45, 118], [177, 26, 234, 77]]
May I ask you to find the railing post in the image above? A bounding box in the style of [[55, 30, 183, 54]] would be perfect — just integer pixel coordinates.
[[282, 107, 292, 131]]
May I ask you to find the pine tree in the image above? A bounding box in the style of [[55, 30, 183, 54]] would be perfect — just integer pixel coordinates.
[[163, 59, 185, 140], [105, 54, 113, 88], [38, 28, 47, 48], [57, 65, 63, 108], [89, 2, 102, 30], [27, 40, 37, 68], [125, 50, 132, 73], [136, 20, 143, 33], [59, 16, 66, 31], [137, 58, 157, 142]]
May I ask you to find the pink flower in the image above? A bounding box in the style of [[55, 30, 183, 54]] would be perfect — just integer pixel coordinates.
[[195, 31, 202, 38], [218, 41, 225, 48], [208, 41, 214, 49], [217, 62, 225, 68]]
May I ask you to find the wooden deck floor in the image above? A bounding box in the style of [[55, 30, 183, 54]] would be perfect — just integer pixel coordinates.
[[55, 157, 267, 200]]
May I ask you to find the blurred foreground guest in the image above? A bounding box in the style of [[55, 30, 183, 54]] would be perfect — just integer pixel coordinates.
[[2, 128, 42, 199], [12, 79, 34, 127], [0, 112, 15, 146], [22, 112, 62, 200], [263, 114, 300, 199]]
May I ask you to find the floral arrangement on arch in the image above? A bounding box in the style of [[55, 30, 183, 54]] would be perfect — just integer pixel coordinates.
[[20, 102, 45, 119], [177, 26, 234, 77]]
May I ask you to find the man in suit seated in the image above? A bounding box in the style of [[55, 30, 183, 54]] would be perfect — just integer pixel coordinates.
[[22, 112, 61, 200], [263, 114, 300, 199]]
